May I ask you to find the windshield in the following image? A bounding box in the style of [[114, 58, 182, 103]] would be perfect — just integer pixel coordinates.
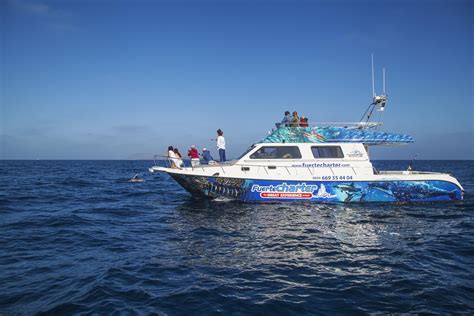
[[237, 145, 256, 159]]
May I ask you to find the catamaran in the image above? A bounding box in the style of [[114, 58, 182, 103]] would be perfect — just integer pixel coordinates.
[[149, 57, 463, 202]]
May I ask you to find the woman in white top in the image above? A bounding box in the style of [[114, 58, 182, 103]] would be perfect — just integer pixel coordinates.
[[216, 129, 226, 162], [167, 146, 182, 169], [173, 148, 184, 168]]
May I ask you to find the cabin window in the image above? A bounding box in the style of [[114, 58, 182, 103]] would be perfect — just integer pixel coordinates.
[[250, 146, 302, 159], [311, 146, 344, 158], [238, 145, 256, 159]]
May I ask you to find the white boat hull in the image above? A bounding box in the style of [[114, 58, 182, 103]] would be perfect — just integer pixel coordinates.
[[151, 167, 463, 202]]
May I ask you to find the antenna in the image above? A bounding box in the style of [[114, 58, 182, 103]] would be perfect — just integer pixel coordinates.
[[371, 53, 375, 98], [360, 54, 389, 124], [382, 67, 386, 94]]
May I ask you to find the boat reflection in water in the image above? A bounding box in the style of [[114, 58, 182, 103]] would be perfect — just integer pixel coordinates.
[[166, 199, 431, 278]]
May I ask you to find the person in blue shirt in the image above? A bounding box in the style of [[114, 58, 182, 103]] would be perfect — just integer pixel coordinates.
[[202, 148, 215, 164], [279, 111, 291, 128]]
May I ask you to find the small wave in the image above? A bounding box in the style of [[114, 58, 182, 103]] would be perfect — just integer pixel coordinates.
[[212, 196, 237, 202], [123, 191, 155, 198], [38, 303, 87, 315], [61, 178, 93, 187]]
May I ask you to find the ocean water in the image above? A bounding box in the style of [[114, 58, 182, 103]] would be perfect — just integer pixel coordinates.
[[0, 160, 473, 314]]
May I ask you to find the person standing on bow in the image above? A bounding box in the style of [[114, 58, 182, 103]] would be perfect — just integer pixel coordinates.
[[216, 129, 226, 163]]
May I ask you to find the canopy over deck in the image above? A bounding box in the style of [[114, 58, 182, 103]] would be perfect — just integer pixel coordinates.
[[261, 126, 414, 145]]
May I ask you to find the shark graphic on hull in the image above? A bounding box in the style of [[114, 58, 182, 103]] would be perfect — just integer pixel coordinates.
[[163, 172, 462, 203]]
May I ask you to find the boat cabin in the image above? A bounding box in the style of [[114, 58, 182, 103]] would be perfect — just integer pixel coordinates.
[[227, 124, 415, 177], [237, 142, 374, 176]]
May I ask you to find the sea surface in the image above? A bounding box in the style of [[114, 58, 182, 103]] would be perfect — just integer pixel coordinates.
[[1, 160, 473, 314]]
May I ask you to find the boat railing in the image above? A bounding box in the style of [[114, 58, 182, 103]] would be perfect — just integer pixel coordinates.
[[154, 156, 444, 177], [153, 154, 235, 174], [275, 121, 382, 129], [152, 157, 442, 178], [152, 155, 352, 176]]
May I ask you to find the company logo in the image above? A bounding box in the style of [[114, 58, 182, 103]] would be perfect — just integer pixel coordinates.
[[292, 162, 351, 168], [250, 182, 335, 199], [347, 149, 364, 158]]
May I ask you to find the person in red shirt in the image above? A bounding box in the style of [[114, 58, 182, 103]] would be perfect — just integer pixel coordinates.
[[300, 115, 309, 127], [188, 145, 200, 167]]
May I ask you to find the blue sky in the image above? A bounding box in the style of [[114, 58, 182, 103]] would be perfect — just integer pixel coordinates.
[[1, 0, 473, 160]]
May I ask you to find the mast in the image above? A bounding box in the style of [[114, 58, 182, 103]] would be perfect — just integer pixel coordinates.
[[371, 53, 375, 98], [360, 54, 389, 124]]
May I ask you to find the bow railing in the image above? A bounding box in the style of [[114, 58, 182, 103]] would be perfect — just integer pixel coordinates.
[[275, 122, 382, 129]]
